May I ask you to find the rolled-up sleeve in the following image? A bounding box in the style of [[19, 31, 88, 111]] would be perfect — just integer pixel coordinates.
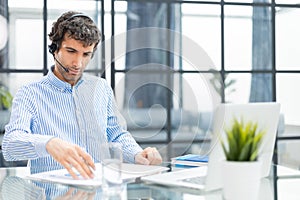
[[2, 86, 52, 161]]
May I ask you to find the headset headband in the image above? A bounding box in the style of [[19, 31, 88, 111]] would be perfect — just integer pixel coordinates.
[[66, 13, 92, 22]]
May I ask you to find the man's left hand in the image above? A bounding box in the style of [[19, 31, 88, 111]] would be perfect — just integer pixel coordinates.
[[135, 147, 162, 165]]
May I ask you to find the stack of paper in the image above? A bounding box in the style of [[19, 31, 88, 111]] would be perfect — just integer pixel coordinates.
[[171, 154, 209, 167]]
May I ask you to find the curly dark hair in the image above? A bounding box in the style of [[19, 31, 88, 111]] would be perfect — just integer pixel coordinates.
[[48, 11, 101, 53]]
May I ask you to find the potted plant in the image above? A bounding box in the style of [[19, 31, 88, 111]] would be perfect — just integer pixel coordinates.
[[0, 83, 13, 132], [220, 117, 265, 200]]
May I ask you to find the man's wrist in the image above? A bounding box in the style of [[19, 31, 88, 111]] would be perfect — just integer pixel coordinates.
[[41, 136, 57, 156]]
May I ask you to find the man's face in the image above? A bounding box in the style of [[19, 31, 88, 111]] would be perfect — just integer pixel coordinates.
[[53, 35, 95, 86]]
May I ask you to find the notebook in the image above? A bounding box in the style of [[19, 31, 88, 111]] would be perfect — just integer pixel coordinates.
[[142, 102, 281, 191], [171, 154, 209, 167]]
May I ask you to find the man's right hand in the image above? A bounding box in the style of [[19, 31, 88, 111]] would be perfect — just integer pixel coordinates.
[[55, 188, 96, 200], [46, 138, 95, 179]]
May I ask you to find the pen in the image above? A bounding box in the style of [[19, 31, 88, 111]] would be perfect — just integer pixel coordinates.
[[64, 173, 80, 177]]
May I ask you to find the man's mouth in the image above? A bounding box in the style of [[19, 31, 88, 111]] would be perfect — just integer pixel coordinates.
[[68, 69, 80, 75]]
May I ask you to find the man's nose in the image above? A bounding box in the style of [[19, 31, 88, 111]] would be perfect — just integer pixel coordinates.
[[72, 55, 84, 68]]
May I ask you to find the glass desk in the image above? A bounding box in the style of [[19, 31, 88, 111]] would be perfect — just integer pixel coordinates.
[[0, 164, 299, 200]]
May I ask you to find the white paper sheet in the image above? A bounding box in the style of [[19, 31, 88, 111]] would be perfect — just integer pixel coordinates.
[[25, 163, 169, 188]]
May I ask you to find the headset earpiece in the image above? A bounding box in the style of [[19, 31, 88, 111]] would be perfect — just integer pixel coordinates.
[[48, 43, 57, 55]]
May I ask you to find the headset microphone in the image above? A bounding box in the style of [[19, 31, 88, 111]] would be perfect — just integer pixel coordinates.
[[48, 43, 69, 73], [53, 56, 69, 73]]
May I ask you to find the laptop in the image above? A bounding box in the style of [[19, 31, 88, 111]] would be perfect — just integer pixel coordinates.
[[142, 102, 281, 191]]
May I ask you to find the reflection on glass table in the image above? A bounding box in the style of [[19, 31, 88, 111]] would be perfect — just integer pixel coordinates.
[[0, 164, 299, 199]]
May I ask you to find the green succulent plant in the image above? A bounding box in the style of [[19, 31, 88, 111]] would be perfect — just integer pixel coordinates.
[[0, 85, 13, 110], [220, 117, 265, 162]]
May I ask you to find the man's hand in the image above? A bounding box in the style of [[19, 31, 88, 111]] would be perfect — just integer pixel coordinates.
[[46, 138, 95, 179], [55, 188, 96, 200], [135, 147, 162, 165]]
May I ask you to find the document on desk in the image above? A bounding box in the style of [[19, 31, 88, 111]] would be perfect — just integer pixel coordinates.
[[26, 163, 169, 188]]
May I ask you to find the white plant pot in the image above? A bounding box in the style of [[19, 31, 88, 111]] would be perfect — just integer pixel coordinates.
[[222, 160, 262, 200]]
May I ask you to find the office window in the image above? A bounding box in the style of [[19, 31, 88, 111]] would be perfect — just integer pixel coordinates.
[[277, 74, 300, 126], [8, 1, 43, 69], [276, 7, 300, 70], [224, 73, 251, 103], [182, 4, 221, 70], [224, 5, 253, 70]]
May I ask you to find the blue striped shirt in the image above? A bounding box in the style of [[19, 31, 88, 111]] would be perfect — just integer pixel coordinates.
[[2, 67, 142, 173]]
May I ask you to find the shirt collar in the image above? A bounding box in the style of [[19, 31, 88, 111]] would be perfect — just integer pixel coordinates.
[[47, 66, 84, 92]]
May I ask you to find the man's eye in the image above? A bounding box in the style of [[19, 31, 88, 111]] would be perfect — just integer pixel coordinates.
[[84, 53, 92, 57]]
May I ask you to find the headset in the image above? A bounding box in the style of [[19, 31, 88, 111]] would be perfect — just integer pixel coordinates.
[[48, 13, 93, 72]]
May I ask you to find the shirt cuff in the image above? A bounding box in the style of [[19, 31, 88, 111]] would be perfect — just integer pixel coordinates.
[[123, 145, 143, 163], [32, 135, 56, 157]]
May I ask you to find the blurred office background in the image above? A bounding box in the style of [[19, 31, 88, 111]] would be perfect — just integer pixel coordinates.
[[0, 0, 300, 169]]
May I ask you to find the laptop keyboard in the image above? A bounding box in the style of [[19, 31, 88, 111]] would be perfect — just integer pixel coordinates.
[[181, 176, 206, 185]]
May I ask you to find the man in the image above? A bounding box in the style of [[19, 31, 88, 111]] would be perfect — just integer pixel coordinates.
[[2, 11, 162, 179]]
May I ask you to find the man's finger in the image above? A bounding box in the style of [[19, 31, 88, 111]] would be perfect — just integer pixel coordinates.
[[76, 146, 95, 170], [62, 161, 80, 180], [73, 148, 95, 178], [143, 147, 162, 165], [135, 154, 150, 165], [68, 157, 92, 179]]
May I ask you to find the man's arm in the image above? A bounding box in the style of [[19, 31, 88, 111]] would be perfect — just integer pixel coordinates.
[[104, 82, 162, 165], [2, 86, 52, 161]]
